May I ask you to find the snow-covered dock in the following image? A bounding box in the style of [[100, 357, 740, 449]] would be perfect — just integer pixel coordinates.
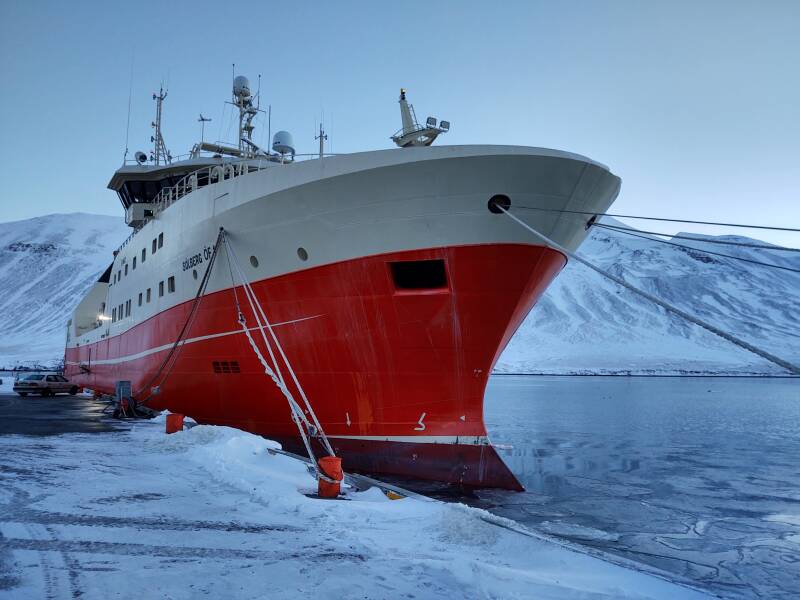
[[0, 395, 709, 599]]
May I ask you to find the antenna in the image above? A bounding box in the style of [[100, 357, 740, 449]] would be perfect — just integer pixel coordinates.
[[315, 115, 327, 159], [198, 114, 212, 144], [150, 85, 170, 164], [123, 58, 134, 161]]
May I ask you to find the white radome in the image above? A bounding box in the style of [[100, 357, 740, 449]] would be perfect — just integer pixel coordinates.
[[233, 75, 251, 99], [272, 131, 295, 155]]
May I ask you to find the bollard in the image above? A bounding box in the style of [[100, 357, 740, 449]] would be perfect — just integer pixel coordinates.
[[165, 413, 185, 434], [317, 456, 343, 498]]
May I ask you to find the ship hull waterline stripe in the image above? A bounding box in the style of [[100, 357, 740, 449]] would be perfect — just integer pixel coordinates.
[[327, 435, 490, 445], [65, 314, 323, 367]]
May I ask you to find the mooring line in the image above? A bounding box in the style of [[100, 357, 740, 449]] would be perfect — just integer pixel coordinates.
[[498, 207, 800, 375]]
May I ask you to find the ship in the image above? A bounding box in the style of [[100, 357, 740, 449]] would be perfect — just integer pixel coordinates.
[[64, 76, 620, 490]]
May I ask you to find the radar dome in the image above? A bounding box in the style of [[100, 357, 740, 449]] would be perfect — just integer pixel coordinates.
[[233, 75, 251, 99], [272, 131, 295, 155]]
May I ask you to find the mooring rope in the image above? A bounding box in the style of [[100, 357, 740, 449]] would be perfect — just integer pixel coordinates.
[[136, 228, 225, 405], [514, 205, 800, 233], [593, 224, 800, 274], [498, 207, 800, 375], [223, 235, 335, 457], [594, 223, 800, 253]]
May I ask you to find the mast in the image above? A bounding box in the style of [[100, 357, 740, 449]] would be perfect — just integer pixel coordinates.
[[315, 122, 327, 158], [233, 76, 258, 155], [398, 89, 416, 136], [151, 86, 170, 165]]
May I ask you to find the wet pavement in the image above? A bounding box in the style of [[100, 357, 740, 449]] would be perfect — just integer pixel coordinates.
[[0, 392, 122, 436]]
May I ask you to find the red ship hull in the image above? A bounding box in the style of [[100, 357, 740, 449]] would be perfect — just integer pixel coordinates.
[[66, 243, 565, 490]]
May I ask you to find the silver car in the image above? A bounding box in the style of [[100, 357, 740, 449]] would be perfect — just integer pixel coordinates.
[[13, 373, 79, 397]]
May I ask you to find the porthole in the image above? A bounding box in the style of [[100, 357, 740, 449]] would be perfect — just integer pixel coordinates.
[[250, 255, 259, 268], [488, 194, 511, 214], [193, 269, 198, 280], [297, 247, 309, 261]]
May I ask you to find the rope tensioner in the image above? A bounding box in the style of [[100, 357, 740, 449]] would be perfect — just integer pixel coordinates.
[[497, 206, 800, 376]]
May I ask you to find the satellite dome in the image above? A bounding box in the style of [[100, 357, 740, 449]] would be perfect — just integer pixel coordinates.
[[233, 75, 251, 99], [272, 131, 295, 155]]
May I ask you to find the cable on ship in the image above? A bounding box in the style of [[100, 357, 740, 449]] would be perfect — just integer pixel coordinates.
[[495, 204, 800, 376], [513, 205, 800, 233], [592, 224, 800, 274], [135, 228, 227, 406], [593, 223, 800, 252]]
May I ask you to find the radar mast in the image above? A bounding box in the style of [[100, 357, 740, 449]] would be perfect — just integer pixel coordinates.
[[151, 86, 171, 165], [391, 89, 450, 148]]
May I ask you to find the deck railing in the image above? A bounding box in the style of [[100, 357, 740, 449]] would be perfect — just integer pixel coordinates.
[[115, 153, 337, 252]]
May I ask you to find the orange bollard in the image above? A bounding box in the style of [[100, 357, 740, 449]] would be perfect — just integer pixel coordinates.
[[165, 413, 185, 434], [317, 456, 343, 498]]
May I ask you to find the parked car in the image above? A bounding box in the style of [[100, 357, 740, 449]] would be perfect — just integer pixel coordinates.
[[13, 373, 79, 397]]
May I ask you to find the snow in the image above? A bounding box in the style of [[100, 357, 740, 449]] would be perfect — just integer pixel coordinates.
[[0, 212, 797, 374], [0, 213, 129, 368], [0, 419, 710, 599]]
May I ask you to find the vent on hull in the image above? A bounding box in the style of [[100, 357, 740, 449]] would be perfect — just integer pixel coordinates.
[[212, 361, 241, 374]]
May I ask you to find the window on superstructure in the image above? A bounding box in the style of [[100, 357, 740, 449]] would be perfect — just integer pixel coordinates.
[[133, 256, 137, 270], [158, 233, 164, 249], [113, 273, 116, 284], [124, 264, 128, 276], [142, 248, 146, 263], [159, 281, 164, 297], [119, 304, 123, 319], [138, 292, 142, 306], [146, 288, 151, 303], [167, 276, 175, 293], [152, 239, 157, 254], [112, 307, 116, 322], [118, 270, 121, 281], [126, 300, 131, 317]]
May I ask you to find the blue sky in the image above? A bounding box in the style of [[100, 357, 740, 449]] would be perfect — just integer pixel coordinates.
[[1, 0, 798, 247]]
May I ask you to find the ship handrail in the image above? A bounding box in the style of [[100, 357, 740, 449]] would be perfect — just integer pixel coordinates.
[[114, 153, 343, 253]]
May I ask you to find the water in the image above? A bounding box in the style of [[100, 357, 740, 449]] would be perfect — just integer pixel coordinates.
[[479, 375, 800, 600]]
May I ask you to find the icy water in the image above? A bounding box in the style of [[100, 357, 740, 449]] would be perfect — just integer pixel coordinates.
[[479, 375, 800, 600]]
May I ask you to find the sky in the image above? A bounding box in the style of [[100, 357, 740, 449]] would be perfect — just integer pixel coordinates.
[[1, 0, 798, 247]]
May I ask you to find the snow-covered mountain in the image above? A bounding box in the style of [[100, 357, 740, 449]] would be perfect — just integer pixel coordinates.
[[0, 212, 797, 374], [0, 213, 129, 368]]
